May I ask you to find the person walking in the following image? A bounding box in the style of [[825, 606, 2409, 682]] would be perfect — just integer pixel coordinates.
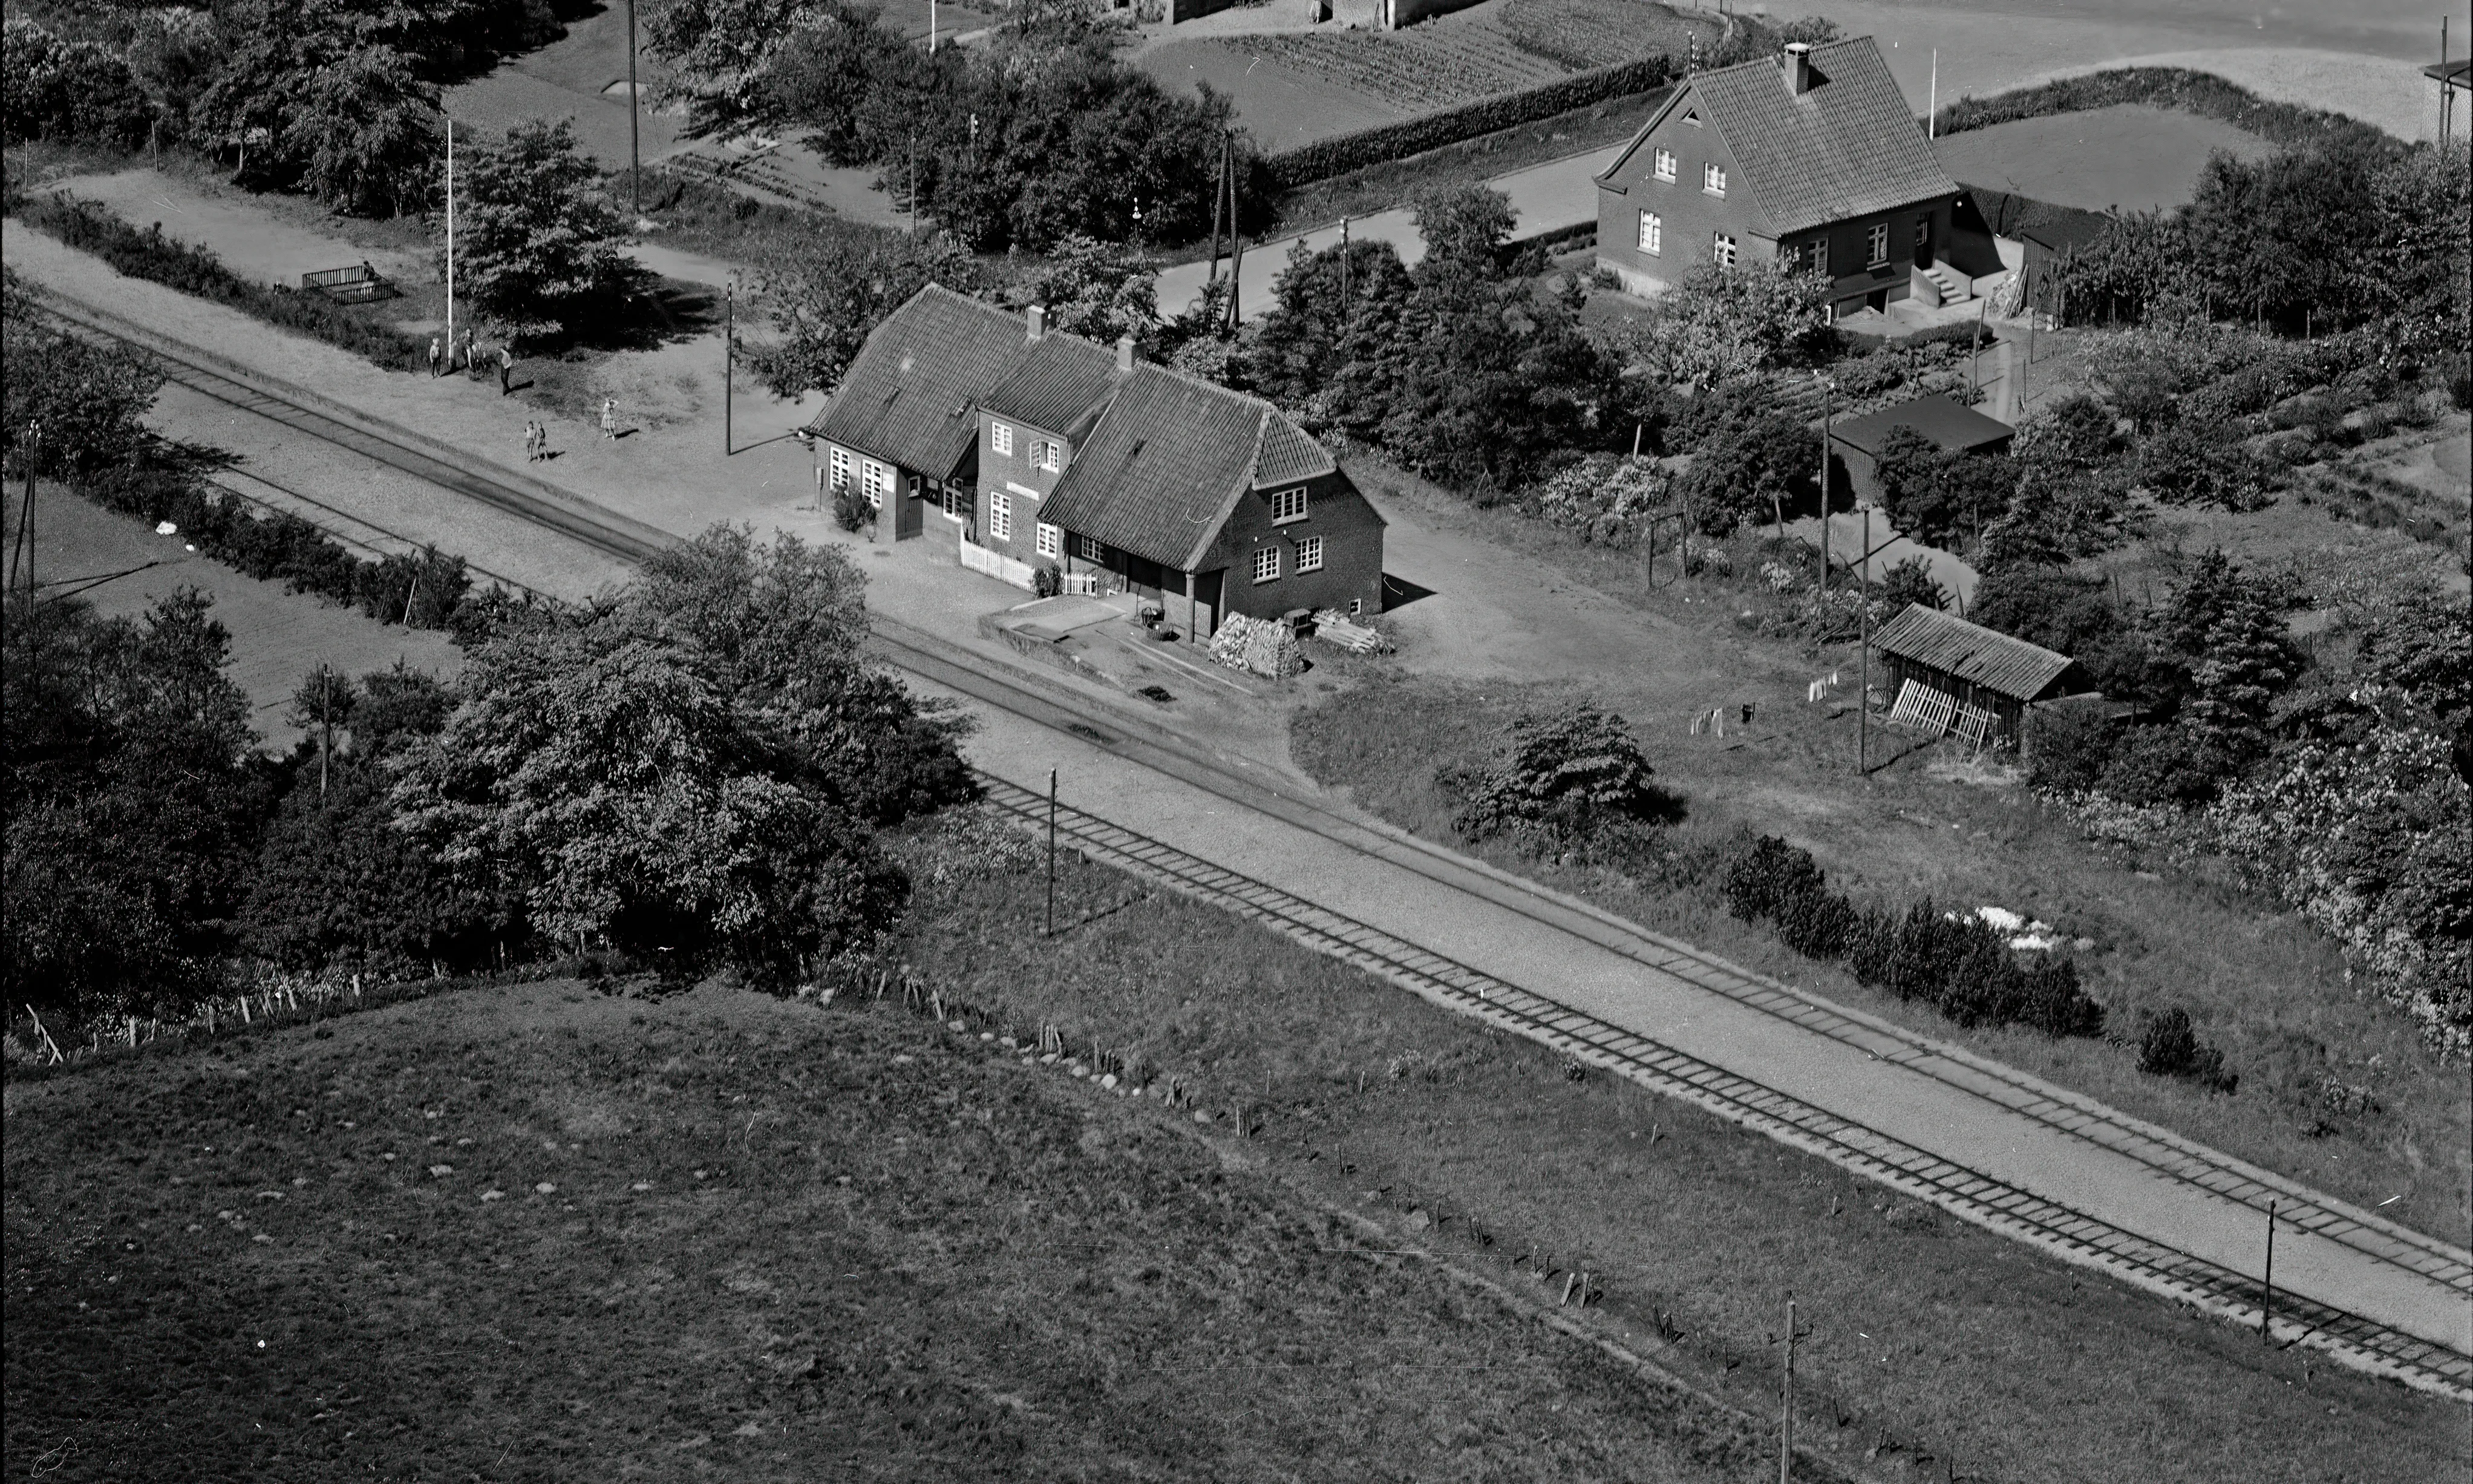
[[459, 326, 477, 378], [428, 336, 442, 378], [497, 344, 514, 396], [523, 420, 538, 462], [600, 398, 617, 440]]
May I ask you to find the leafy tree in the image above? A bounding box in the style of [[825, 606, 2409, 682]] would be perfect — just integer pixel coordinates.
[[191, 1, 445, 217], [1673, 384, 1816, 532], [449, 118, 636, 342], [290, 47, 443, 218], [1025, 234, 1158, 346], [1658, 259, 1832, 388], [1411, 181, 1516, 279], [1245, 236, 1416, 432], [2357, 592, 2472, 723], [1874, 555, 1945, 613], [3, 272, 166, 480], [644, 0, 817, 124], [743, 222, 978, 398], [1874, 425, 2017, 551], [1, 19, 158, 148], [2134, 424, 2272, 510], [1970, 563, 2148, 699]]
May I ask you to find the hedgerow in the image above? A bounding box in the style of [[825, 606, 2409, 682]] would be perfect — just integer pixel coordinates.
[[15, 192, 427, 369], [1262, 57, 1673, 190], [1932, 67, 2383, 148]]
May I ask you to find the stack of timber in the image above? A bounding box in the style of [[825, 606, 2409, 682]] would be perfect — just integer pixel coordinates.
[[1207, 612, 1305, 679], [1309, 609, 1391, 655]]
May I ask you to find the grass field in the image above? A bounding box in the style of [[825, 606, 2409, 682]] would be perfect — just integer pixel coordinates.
[[1300, 453, 2471, 1247], [8, 817, 2459, 1483], [1932, 104, 2275, 212]]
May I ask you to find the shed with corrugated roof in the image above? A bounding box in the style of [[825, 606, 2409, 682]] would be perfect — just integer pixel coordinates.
[[1868, 603, 2084, 747]]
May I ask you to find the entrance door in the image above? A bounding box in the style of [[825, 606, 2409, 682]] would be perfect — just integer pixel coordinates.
[[1914, 215, 1934, 269]]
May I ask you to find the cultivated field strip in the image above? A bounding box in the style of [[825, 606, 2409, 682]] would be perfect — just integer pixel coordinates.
[[50, 297, 2468, 1394], [973, 773, 2473, 1401]]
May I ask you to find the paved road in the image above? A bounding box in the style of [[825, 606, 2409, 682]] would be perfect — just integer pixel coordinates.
[[18, 235, 2468, 1397], [1154, 142, 1623, 323]]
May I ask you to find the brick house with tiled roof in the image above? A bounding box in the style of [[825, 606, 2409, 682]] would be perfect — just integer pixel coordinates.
[[1594, 38, 1998, 316], [812, 286, 1384, 633]]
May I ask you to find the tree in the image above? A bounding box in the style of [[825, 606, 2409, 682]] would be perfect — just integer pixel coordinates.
[[1411, 182, 1516, 280], [1658, 259, 1832, 388], [289, 47, 442, 218], [449, 118, 636, 341], [1451, 702, 1672, 847], [1874, 425, 2019, 551], [743, 222, 978, 398], [1025, 234, 1158, 346], [1970, 563, 2147, 699], [1673, 384, 1816, 531], [4, 272, 166, 480], [1246, 237, 1415, 430], [642, 0, 816, 125], [2357, 591, 2472, 723], [1874, 555, 1945, 613], [1, 19, 158, 149]]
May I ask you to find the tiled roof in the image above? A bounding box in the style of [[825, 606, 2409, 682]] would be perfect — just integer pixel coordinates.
[[807, 286, 1025, 479], [979, 332, 1122, 436], [1828, 393, 2013, 456], [1686, 38, 1958, 237], [1872, 604, 2077, 701], [1041, 365, 1339, 572]]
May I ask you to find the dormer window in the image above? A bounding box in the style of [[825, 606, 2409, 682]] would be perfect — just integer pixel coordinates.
[[1269, 487, 1309, 524], [1653, 148, 1677, 182], [1703, 162, 1727, 197]]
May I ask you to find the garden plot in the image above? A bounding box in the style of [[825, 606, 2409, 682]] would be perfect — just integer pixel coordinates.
[[1932, 104, 2273, 213], [1499, 0, 1717, 71], [1227, 21, 1573, 113]]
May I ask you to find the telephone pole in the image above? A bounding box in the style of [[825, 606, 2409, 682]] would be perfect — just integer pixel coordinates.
[[1858, 505, 1871, 774], [723, 284, 734, 456], [1780, 1299, 1799, 1484], [1045, 769, 1059, 936], [627, 0, 642, 218]]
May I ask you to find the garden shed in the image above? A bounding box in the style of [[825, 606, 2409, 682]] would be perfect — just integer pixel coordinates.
[[1827, 393, 2013, 511], [1868, 603, 2083, 750]]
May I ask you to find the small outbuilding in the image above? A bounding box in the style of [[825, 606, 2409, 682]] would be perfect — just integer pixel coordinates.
[[1827, 393, 2013, 511], [1868, 603, 2083, 750]]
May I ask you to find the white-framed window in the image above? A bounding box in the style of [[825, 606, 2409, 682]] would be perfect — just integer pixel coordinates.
[[1252, 544, 1280, 584], [828, 446, 851, 491], [1713, 232, 1737, 269], [1036, 522, 1060, 558], [1269, 487, 1308, 523], [1811, 237, 1829, 276], [863, 459, 892, 509], [1867, 222, 1889, 266], [990, 421, 1013, 456], [1702, 162, 1726, 197], [1075, 533, 1104, 561], [941, 483, 967, 519], [1653, 147, 1677, 182], [1296, 535, 1324, 572], [1036, 439, 1062, 473], [988, 491, 1012, 541], [1637, 210, 1662, 255]]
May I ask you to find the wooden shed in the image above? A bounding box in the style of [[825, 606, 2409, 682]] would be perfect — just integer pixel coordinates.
[[1869, 604, 2083, 750]]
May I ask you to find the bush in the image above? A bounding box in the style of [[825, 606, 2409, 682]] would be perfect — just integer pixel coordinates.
[[17, 194, 426, 369], [2136, 1006, 2238, 1093], [2023, 703, 2117, 793], [1261, 57, 1674, 190], [1033, 562, 1063, 598], [831, 480, 873, 534], [1449, 702, 1672, 848], [1, 20, 157, 149], [1723, 835, 1858, 958]]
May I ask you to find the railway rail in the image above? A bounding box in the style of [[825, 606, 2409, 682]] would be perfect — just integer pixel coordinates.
[[38, 284, 2472, 1399]]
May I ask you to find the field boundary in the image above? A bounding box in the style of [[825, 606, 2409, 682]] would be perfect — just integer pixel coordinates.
[[35, 282, 2469, 1368], [1931, 66, 2386, 146], [971, 771, 2473, 1401], [1263, 56, 1671, 189]]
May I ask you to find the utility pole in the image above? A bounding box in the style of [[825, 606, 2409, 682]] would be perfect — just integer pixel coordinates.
[[1045, 769, 1059, 936], [318, 664, 332, 799], [1928, 49, 1937, 137], [1780, 1299, 1799, 1484], [2261, 1200, 2278, 1342], [1207, 134, 1227, 284], [723, 284, 734, 456], [10, 425, 36, 594], [627, 0, 642, 218], [443, 116, 455, 365], [1815, 374, 1832, 594], [1858, 505, 1871, 774]]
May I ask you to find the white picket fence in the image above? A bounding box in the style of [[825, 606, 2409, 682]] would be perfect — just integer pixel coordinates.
[[959, 537, 1036, 590]]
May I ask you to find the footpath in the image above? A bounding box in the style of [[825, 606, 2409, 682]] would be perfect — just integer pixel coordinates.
[[7, 216, 2468, 1393]]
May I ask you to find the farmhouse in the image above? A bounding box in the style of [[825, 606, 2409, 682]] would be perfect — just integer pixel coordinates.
[[1827, 393, 2014, 509], [1593, 37, 2001, 316], [1869, 603, 2084, 751], [811, 286, 1385, 635]]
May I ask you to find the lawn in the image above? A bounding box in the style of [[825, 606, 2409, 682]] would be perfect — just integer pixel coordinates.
[[1932, 103, 2275, 213], [8, 818, 2457, 1483], [1301, 452, 2471, 1248], [2, 979, 1785, 1482]]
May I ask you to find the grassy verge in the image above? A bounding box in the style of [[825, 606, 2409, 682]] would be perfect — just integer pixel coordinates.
[[1313, 454, 2469, 1244], [846, 812, 2461, 1484], [4, 976, 1787, 1481]]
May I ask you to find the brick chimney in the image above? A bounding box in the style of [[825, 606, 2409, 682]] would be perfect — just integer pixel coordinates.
[[1115, 333, 1135, 372], [1783, 41, 1814, 96], [1027, 304, 1047, 341]]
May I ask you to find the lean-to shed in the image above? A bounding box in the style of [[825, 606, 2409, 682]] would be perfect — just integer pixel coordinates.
[[1869, 603, 2083, 747]]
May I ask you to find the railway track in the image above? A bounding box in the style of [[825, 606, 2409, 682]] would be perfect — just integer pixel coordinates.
[[41, 286, 2472, 1399]]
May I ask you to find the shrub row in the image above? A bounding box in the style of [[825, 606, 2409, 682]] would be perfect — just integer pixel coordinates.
[[16, 192, 427, 370], [1262, 57, 1674, 190], [80, 450, 488, 640], [1932, 67, 2384, 148], [1724, 835, 2108, 1039]]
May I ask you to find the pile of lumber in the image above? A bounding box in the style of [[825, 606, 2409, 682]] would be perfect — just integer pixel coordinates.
[[1310, 609, 1391, 655], [1206, 612, 1305, 679]]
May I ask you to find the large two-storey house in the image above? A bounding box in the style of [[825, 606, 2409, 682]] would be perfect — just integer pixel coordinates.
[[1593, 37, 1997, 318], [809, 287, 1385, 635]]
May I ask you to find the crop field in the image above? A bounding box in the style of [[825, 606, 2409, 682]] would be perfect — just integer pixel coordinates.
[[1225, 22, 1573, 113], [2, 978, 1792, 1483], [1932, 104, 2275, 213], [1500, 0, 1718, 71]]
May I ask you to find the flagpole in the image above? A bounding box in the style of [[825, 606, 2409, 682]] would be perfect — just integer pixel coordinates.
[[445, 116, 455, 362]]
